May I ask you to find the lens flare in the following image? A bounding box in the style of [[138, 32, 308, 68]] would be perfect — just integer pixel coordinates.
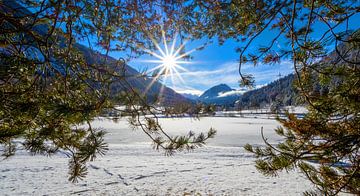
[[141, 31, 195, 96]]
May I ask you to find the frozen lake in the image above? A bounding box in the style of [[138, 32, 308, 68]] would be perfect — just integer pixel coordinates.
[[0, 117, 313, 195]]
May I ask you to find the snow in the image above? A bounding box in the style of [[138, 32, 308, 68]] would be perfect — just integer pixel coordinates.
[[216, 106, 308, 118], [217, 89, 246, 97], [174, 89, 203, 96], [283, 106, 308, 113], [0, 117, 315, 195]]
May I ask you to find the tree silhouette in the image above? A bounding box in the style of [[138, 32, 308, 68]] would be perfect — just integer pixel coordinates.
[[175, 0, 360, 194], [0, 0, 216, 182], [1, 1, 359, 193]]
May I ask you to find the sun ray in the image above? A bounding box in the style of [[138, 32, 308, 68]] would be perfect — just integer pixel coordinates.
[[141, 60, 163, 64], [174, 48, 197, 60], [172, 41, 187, 57], [148, 35, 166, 57], [170, 68, 175, 88], [173, 64, 188, 72], [162, 30, 169, 56], [172, 67, 186, 84], [141, 33, 196, 90], [143, 65, 167, 95], [174, 60, 193, 64], [159, 75, 168, 98], [143, 49, 165, 60], [170, 33, 177, 55], [147, 63, 166, 73]]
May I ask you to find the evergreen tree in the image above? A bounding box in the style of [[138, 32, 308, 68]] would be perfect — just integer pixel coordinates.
[[1, 1, 359, 193], [180, 0, 360, 194], [0, 0, 216, 182], [174, 0, 360, 194], [245, 34, 360, 195]]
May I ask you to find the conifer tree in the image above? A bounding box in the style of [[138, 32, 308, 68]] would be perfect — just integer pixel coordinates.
[[1, 1, 359, 193], [173, 0, 360, 194], [0, 0, 216, 182], [180, 0, 360, 194]]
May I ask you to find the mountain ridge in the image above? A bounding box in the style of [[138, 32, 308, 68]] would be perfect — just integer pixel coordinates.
[[0, 1, 189, 106], [195, 84, 242, 106], [75, 44, 190, 106], [191, 74, 296, 108]]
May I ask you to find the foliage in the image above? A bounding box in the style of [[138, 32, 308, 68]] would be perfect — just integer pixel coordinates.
[[1, 0, 359, 194], [165, 0, 359, 194], [238, 74, 298, 110], [188, 0, 360, 194], [0, 0, 216, 182], [246, 38, 360, 195]]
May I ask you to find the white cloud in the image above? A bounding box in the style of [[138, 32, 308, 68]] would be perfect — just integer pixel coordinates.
[[177, 62, 240, 87], [217, 89, 246, 97], [174, 89, 203, 96], [143, 59, 294, 93], [177, 60, 294, 90], [255, 84, 267, 89]]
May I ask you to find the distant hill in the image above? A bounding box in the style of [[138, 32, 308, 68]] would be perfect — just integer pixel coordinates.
[[199, 84, 232, 99], [237, 74, 297, 109], [75, 44, 189, 106], [236, 37, 360, 110], [1, 1, 189, 106], [198, 84, 243, 106], [195, 75, 297, 108], [189, 33, 359, 109], [180, 93, 200, 100]]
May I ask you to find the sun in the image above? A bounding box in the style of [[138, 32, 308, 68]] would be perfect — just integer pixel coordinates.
[[142, 33, 194, 79], [140, 31, 196, 95], [162, 55, 176, 69]]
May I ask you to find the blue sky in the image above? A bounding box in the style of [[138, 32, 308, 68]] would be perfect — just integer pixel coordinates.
[[129, 37, 294, 95], [114, 13, 360, 95]]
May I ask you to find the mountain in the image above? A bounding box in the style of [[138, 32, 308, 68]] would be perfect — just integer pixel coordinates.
[[75, 44, 189, 106], [199, 84, 232, 99], [235, 32, 360, 110], [194, 75, 297, 109], [236, 74, 297, 109], [1, 1, 189, 106], [198, 84, 243, 106], [180, 93, 200, 100], [236, 39, 360, 110]]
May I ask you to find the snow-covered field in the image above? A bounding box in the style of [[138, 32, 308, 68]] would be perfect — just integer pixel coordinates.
[[0, 117, 314, 195]]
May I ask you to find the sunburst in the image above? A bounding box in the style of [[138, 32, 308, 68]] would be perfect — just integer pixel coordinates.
[[141, 32, 196, 95]]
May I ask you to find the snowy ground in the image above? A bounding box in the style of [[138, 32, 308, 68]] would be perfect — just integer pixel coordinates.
[[0, 116, 315, 195]]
